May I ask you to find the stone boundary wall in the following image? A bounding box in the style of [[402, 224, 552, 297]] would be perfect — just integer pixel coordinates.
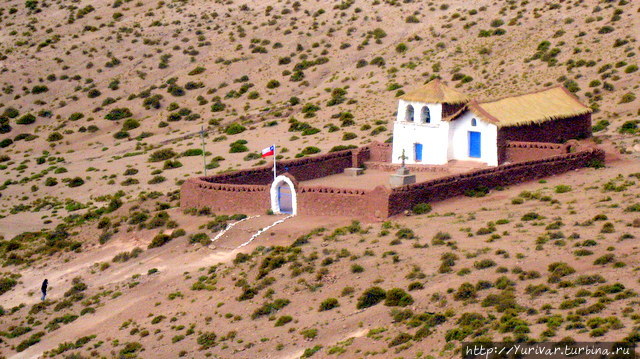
[[296, 185, 390, 221], [180, 179, 270, 214], [201, 149, 357, 186], [387, 147, 604, 216], [283, 150, 353, 181], [503, 141, 570, 163], [367, 142, 392, 163], [180, 142, 604, 222], [365, 162, 451, 173]]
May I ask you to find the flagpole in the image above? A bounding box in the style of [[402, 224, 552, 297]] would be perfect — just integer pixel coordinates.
[[272, 144, 276, 181], [201, 125, 207, 177]]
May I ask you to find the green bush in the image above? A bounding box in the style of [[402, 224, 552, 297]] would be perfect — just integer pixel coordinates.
[[356, 287, 386, 309], [31, 85, 49, 94], [47, 132, 63, 142], [474, 259, 496, 269], [16, 114, 36, 125], [225, 123, 246, 135], [395, 43, 408, 53], [412, 203, 432, 214], [119, 342, 142, 356], [122, 118, 140, 131], [16, 332, 45, 352], [68, 112, 84, 121], [188, 67, 206, 76], [197, 332, 217, 349], [274, 315, 293, 327], [389, 332, 412, 347], [182, 148, 203, 156], [593, 254, 615, 265], [251, 298, 290, 319], [3, 107, 20, 118], [384, 288, 413, 307], [0, 276, 18, 295], [342, 132, 357, 140], [105, 108, 133, 121], [148, 234, 172, 249], [619, 93, 636, 104], [67, 177, 85, 188], [301, 146, 321, 155], [229, 140, 249, 153], [318, 298, 339, 311], [329, 145, 357, 152], [454, 282, 477, 300], [149, 148, 176, 162]]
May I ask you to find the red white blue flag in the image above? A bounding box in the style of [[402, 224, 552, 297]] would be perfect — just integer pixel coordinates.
[[261, 145, 275, 157]]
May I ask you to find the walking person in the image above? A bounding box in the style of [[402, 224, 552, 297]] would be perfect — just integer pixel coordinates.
[[41, 279, 48, 301]]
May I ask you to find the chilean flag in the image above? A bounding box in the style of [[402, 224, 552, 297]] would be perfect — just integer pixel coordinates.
[[261, 145, 275, 158]]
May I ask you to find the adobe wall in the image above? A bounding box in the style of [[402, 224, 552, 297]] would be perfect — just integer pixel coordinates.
[[365, 162, 451, 173], [497, 114, 591, 144], [203, 149, 357, 186], [367, 142, 392, 162], [282, 150, 353, 181], [180, 178, 270, 214], [297, 185, 390, 222], [496, 114, 591, 163], [502, 141, 570, 163], [387, 147, 604, 216], [181, 141, 604, 222]]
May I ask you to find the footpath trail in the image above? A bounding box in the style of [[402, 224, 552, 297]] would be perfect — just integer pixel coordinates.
[[211, 214, 290, 250]]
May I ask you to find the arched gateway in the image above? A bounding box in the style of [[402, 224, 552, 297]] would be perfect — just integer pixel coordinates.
[[270, 175, 297, 215]]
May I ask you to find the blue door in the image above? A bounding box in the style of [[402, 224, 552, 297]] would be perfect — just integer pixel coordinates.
[[468, 131, 481, 158], [277, 183, 293, 214], [414, 143, 423, 162]]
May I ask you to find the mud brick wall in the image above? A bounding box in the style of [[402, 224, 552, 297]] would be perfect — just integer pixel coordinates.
[[202, 149, 358, 186], [496, 114, 591, 163], [353, 147, 370, 168], [297, 185, 390, 222], [498, 114, 591, 144], [387, 148, 605, 216], [202, 167, 273, 185], [180, 179, 270, 214], [503, 141, 570, 163], [367, 142, 392, 162], [366, 162, 451, 173], [277, 150, 354, 181]]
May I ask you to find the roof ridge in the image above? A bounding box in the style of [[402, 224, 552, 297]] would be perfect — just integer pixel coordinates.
[[477, 85, 580, 105]]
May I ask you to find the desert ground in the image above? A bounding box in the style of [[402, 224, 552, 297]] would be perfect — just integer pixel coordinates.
[[0, 0, 639, 358]]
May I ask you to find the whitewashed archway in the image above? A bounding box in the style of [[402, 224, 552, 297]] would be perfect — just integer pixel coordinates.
[[270, 175, 297, 215]]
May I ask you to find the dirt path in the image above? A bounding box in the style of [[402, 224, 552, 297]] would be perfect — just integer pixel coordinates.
[[212, 214, 289, 249]]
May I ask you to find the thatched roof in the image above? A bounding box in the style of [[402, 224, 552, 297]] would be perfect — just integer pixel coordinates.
[[400, 79, 470, 104], [464, 86, 592, 128]]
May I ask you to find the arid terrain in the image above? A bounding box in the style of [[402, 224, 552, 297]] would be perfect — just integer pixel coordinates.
[[0, 0, 639, 358]]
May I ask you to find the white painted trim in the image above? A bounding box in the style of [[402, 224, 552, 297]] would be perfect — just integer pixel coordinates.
[[270, 175, 297, 215], [238, 214, 294, 248], [210, 215, 257, 243]]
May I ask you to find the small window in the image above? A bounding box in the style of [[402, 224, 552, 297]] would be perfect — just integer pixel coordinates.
[[421, 106, 431, 123], [405, 105, 414, 122], [471, 118, 477, 126]]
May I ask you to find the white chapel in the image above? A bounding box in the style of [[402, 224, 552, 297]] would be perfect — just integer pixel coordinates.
[[391, 79, 592, 167]]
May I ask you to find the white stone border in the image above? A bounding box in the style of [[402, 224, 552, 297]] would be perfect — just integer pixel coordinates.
[[237, 214, 294, 248], [270, 175, 297, 215], [210, 215, 257, 243]]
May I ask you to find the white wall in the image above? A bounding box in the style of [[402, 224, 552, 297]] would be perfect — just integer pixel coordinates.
[[448, 111, 498, 166], [392, 100, 449, 165], [396, 100, 442, 124]]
